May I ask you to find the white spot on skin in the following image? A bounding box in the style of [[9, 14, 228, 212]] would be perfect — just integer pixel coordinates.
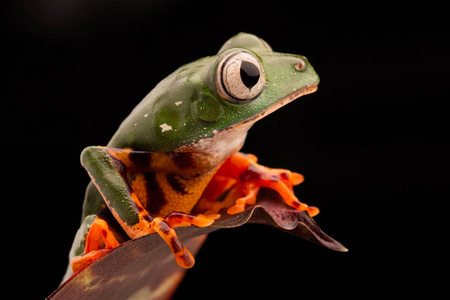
[[144, 113, 148, 118], [175, 101, 183, 106], [159, 123, 173, 132]]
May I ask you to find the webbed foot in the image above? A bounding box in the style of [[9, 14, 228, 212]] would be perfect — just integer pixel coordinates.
[[71, 217, 120, 274]]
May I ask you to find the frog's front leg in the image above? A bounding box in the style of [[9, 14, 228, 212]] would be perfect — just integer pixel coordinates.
[[199, 152, 320, 217], [73, 146, 217, 271]]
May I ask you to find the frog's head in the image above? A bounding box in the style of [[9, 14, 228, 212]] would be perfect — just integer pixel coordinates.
[[186, 32, 319, 152], [109, 33, 319, 153], [208, 32, 319, 128]]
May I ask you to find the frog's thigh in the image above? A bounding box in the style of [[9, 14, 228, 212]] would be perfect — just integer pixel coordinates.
[[69, 215, 98, 258], [81, 146, 152, 237]]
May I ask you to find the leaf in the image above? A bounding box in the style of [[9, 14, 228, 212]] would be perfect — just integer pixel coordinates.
[[48, 189, 346, 300]]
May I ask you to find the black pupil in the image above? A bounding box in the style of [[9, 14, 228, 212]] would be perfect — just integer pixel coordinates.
[[240, 61, 260, 88]]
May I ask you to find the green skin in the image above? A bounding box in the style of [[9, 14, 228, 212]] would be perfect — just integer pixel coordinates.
[[64, 33, 319, 281]]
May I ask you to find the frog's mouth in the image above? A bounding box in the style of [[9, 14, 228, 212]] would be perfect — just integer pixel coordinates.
[[236, 82, 319, 127]]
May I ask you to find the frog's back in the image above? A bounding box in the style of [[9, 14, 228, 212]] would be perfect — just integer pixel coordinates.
[[107, 57, 214, 152]]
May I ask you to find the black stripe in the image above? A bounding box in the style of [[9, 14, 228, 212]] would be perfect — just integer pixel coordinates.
[[129, 150, 152, 168], [166, 172, 188, 195], [167, 151, 195, 169], [143, 172, 167, 214]]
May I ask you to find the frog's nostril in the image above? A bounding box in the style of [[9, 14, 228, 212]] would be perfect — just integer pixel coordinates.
[[294, 59, 307, 72]]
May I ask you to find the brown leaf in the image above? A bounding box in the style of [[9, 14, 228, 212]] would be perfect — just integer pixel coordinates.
[[48, 189, 346, 299]]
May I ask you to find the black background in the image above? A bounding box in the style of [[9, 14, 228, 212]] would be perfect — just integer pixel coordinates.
[[3, 1, 448, 299]]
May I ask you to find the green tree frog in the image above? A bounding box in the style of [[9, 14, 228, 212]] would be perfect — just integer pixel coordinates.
[[65, 33, 320, 278]]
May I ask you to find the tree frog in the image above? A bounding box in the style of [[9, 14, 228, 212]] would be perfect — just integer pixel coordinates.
[[65, 32, 320, 278]]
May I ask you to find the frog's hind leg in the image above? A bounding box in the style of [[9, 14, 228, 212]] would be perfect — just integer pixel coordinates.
[[200, 152, 320, 217], [71, 216, 120, 274]]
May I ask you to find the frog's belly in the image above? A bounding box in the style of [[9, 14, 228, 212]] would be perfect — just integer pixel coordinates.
[[130, 170, 217, 217]]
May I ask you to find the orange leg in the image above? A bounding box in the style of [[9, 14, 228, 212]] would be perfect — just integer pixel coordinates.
[[199, 153, 319, 217], [151, 217, 195, 268], [71, 217, 120, 274], [150, 212, 219, 268]]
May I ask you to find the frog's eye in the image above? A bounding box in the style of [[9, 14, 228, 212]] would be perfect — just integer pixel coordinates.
[[216, 51, 265, 103]]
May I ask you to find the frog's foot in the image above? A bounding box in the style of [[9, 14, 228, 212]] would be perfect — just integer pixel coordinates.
[[225, 183, 260, 215], [71, 217, 120, 274], [201, 152, 319, 217], [147, 212, 219, 268]]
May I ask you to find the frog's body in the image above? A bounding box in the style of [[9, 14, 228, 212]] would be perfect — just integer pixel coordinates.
[[64, 33, 320, 280]]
